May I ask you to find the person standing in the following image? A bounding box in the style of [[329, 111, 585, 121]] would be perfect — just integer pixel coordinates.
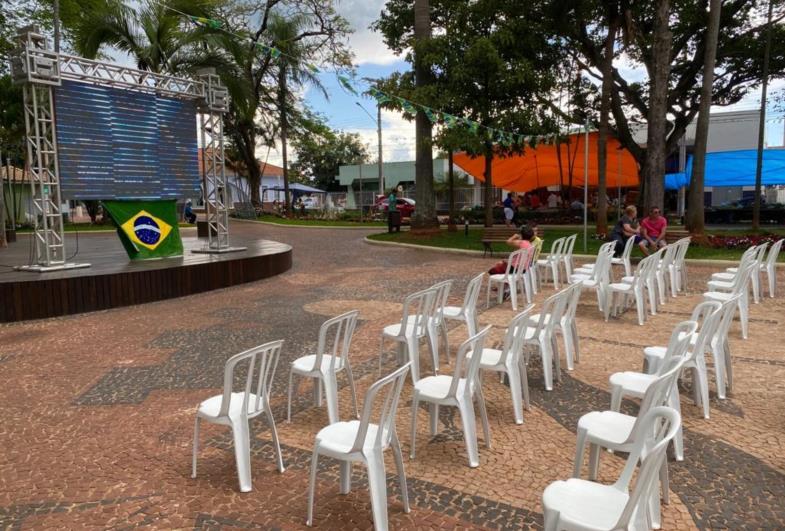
[[387, 188, 400, 233], [502, 192, 515, 227], [640, 206, 668, 255]]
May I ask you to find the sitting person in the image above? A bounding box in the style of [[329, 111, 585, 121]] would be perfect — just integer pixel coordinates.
[[488, 225, 536, 276], [610, 205, 642, 257], [639, 206, 667, 255], [184, 201, 196, 223]]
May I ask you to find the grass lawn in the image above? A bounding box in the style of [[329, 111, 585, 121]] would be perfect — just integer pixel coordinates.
[[254, 214, 386, 227], [368, 227, 785, 262]]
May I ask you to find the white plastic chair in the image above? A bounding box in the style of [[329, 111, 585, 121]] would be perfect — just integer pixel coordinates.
[[561, 233, 578, 278], [572, 241, 615, 277], [467, 306, 535, 424], [704, 261, 756, 339], [544, 407, 682, 531], [762, 238, 783, 297], [443, 272, 483, 338], [288, 310, 360, 424], [655, 242, 678, 304], [603, 252, 659, 326], [522, 286, 572, 391], [537, 236, 566, 289], [710, 295, 742, 399], [530, 238, 544, 295], [573, 354, 690, 491], [306, 363, 411, 531], [610, 320, 701, 461], [612, 234, 636, 277], [518, 245, 539, 305], [410, 325, 492, 468], [571, 244, 613, 311], [526, 281, 583, 371], [419, 279, 453, 372], [712, 243, 766, 303], [192, 339, 285, 493], [486, 248, 528, 310], [379, 287, 436, 385]]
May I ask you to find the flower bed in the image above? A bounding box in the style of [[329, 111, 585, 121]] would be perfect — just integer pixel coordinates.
[[705, 233, 782, 249]]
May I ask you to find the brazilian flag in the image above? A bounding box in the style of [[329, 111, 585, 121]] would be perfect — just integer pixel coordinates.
[[103, 200, 183, 260]]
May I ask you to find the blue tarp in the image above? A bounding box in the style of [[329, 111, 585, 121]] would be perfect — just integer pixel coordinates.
[[665, 149, 785, 190]]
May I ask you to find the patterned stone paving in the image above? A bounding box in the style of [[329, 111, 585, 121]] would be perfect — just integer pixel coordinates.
[[1, 220, 784, 529]]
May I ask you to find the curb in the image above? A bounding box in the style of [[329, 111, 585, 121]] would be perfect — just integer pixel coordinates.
[[363, 237, 785, 268], [231, 217, 384, 230]]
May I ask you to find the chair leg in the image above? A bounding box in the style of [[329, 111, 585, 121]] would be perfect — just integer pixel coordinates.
[[426, 324, 439, 375], [603, 290, 613, 322], [265, 398, 286, 473], [409, 393, 419, 459], [230, 420, 253, 492], [509, 280, 518, 311], [429, 403, 439, 436], [440, 322, 450, 368], [322, 373, 339, 425], [695, 361, 710, 420], [391, 432, 411, 513], [314, 378, 322, 407], [507, 362, 524, 424], [767, 268, 776, 298], [191, 416, 200, 479], [458, 398, 480, 468], [551, 334, 562, 383], [339, 461, 352, 494], [287, 370, 294, 423], [588, 442, 602, 481], [407, 337, 420, 385], [486, 280, 492, 309], [365, 450, 390, 531], [573, 427, 589, 478], [540, 340, 554, 391], [518, 358, 531, 410], [711, 343, 727, 400], [669, 390, 685, 461], [609, 384, 623, 412], [476, 384, 492, 449], [378, 335, 386, 377], [738, 296, 749, 340], [723, 341, 734, 393], [345, 365, 360, 419], [571, 321, 580, 364], [636, 290, 645, 326], [306, 445, 320, 526]]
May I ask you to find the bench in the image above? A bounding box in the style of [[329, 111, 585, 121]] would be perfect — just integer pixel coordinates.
[[481, 227, 519, 257], [233, 202, 258, 220], [664, 228, 689, 244]]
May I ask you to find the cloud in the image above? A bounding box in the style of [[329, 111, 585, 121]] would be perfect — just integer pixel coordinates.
[[337, 0, 403, 66]]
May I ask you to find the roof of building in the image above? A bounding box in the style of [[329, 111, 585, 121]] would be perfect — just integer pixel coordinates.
[[198, 148, 284, 178]]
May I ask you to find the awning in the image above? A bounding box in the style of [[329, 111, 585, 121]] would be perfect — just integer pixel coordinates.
[[263, 182, 326, 193], [666, 149, 785, 190], [453, 132, 639, 193]]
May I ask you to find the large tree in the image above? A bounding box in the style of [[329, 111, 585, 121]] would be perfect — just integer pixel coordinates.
[[546, 0, 785, 212]]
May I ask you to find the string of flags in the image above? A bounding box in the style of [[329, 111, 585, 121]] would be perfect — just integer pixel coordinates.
[[181, 10, 565, 146]]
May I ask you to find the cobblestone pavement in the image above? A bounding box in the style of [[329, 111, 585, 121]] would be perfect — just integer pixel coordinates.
[[1, 221, 784, 530]]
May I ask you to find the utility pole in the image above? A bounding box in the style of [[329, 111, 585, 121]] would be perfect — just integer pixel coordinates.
[[358, 162, 364, 223], [377, 104, 384, 195], [753, 0, 774, 230]]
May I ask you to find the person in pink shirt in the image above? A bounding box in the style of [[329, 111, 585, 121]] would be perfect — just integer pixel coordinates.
[[488, 226, 534, 275], [640, 206, 667, 255]]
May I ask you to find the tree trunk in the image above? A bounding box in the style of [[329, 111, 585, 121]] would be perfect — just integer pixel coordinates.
[[484, 142, 494, 227], [279, 65, 291, 216], [447, 150, 457, 231], [0, 164, 6, 248], [412, 0, 438, 230], [597, 14, 618, 236], [753, 0, 774, 230], [642, 0, 672, 212], [687, 0, 722, 234]]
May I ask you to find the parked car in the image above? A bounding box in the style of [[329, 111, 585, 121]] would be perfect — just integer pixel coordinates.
[[373, 195, 416, 218]]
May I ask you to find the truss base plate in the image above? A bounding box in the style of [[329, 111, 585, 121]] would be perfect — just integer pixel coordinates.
[[192, 246, 247, 255], [15, 262, 92, 273]]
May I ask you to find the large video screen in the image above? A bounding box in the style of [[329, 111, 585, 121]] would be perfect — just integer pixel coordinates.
[[54, 80, 200, 200]]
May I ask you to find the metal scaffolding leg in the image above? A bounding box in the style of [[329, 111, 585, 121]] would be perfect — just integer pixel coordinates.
[[193, 70, 244, 254]]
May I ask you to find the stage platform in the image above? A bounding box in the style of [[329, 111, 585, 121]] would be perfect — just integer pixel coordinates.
[[0, 228, 292, 323]]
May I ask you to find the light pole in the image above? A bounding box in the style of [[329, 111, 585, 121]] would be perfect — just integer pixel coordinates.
[[355, 102, 384, 195]]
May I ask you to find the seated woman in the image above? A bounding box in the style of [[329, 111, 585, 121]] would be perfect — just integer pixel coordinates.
[[610, 205, 642, 257], [488, 225, 536, 275]]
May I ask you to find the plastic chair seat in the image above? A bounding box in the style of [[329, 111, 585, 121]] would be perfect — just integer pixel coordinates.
[[442, 306, 463, 318], [413, 374, 467, 401], [197, 392, 265, 420], [609, 372, 656, 398], [292, 355, 346, 375], [467, 347, 503, 367], [489, 273, 512, 282], [608, 282, 633, 292], [577, 411, 636, 446], [383, 322, 421, 337], [707, 279, 734, 291], [315, 420, 387, 455], [543, 478, 629, 530], [712, 272, 735, 282], [703, 291, 735, 302]]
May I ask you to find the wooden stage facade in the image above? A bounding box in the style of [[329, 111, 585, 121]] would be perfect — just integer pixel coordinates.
[[0, 229, 292, 323]]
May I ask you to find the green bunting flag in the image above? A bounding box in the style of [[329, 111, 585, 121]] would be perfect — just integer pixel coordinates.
[[257, 43, 281, 58], [443, 114, 458, 128], [401, 99, 418, 115], [190, 16, 221, 29], [337, 74, 359, 95], [306, 63, 319, 74], [466, 119, 480, 135], [424, 107, 440, 123]]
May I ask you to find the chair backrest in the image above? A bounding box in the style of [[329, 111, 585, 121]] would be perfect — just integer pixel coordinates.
[[399, 287, 437, 338], [591, 244, 615, 284], [350, 362, 411, 453], [620, 234, 636, 262], [219, 339, 282, 418], [764, 238, 783, 270], [674, 237, 691, 267], [563, 234, 577, 259], [497, 305, 536, 366], [449, 325, 492, 398], [714, 293, 742, 348], [429, 279, 454, 324], [504, 248, 527, 277], [461, 272, 485, 315], [632, 352, 689, 438], [613, 406, 682, 529], [532, 285, 571, 337], [659, 242, 678, 270], [310, 310, 359, 373], [562, 280, 584, 321], [653, 320, 699, 372], [753, 241, 770, 267], [730, 260, 757, 294], [630, 252, 658, 286], [687, 301, 722, 359], [548, 236, 566, 261], [737, 245, 759, 269]]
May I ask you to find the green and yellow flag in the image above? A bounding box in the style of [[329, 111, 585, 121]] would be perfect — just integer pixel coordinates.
[[103, 200, 184, 260]]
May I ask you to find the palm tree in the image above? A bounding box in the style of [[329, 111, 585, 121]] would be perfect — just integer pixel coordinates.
[[72, 0, 213, 74]]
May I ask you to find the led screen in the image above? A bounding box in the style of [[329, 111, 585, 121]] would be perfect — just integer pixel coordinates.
[[55, 79, 200, 200]]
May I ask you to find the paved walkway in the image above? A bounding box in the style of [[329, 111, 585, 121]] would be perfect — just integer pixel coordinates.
[[1, 221, 784, 529]]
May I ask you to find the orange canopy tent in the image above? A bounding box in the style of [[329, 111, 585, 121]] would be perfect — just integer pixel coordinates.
[[453, 132, 639, 192]]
